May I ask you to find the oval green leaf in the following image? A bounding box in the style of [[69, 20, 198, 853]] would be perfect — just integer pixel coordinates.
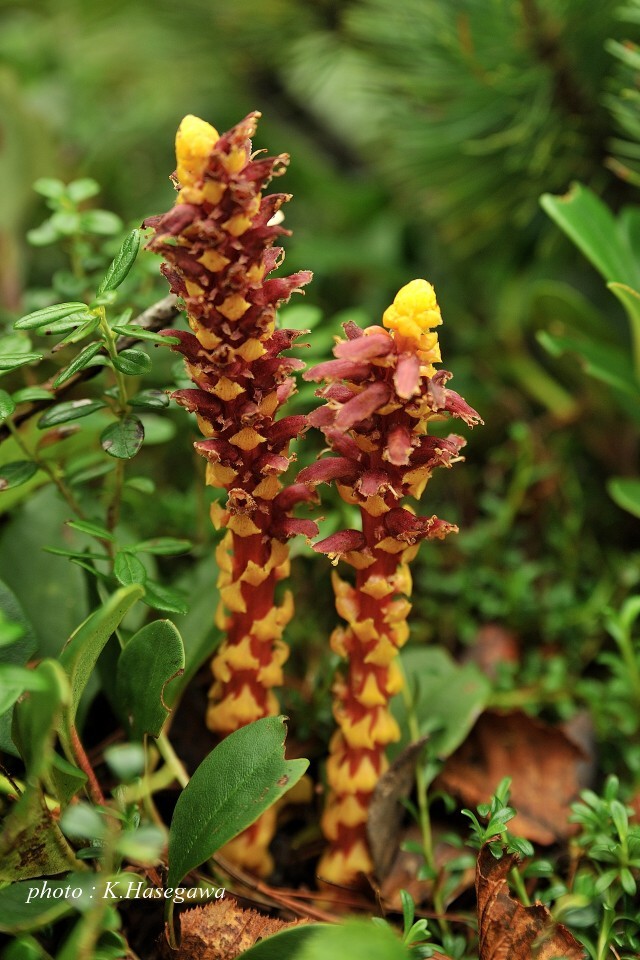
[[141, 581, 188, 615], [114, 551, 147, 586], [100, 415, 144, 459], [112, 348, 152, 376], [0, 462, 38, 492], [608, 477, 640, 519], [98, 229, 141, 293], [37, 399, 106, 428], [167, 716, 309, 888], [116, 620, 185, 739], [52, 341, 104, 388], [0, 390, 16, 421], [129, 389, 170, 410], [0, 354, 43, 373], [14, 302, 90, 331]]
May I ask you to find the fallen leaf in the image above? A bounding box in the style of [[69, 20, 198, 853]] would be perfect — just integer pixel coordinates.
[[368, 736, 428, 879], [466, 624, 520, 679], [170, 898, 307, 960], [476, 844, 585, 959], [438, 710, 586, 843]]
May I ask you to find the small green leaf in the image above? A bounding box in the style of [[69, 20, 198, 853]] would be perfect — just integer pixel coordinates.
[[0, 664, 50, 714], [227, 925, 330, 960], [50, 211, 80, 236], [11, 387, 53, 404], [114, 551, 147, 586], [98, 229, 141, 293], [60, 803, 107, 842], [167, 716, 309, 888], [112, 323, 179, 345], [104, 742, 145, 782], [0, 462, 38, 492], [41, 312, 94, 335], [142, 581, 188, 615], [608, 477, 640, 518], [115, 825, 165, 865], [14, 302, 89, 331], [112, 348, 152, 376], [130, 538, 191, 556], [129, 389, 170, 409], [0, 354, 43, 373], [37, 399, 106, 428], [67, 179, 100, 203], [537, 330, 640, 397], [0, 390, 16, 421], [50, 316, 101, 349], [58, 585, 144, 752], [124, 476, 155, 494], [32, 178, 66, 200], [27, 220, 60, 246], [100, 416, 144, 459], [79, 210, 123, 236], [52, 342, 104, 388], [116, 620, 185, 739], [66, 519, 115, 541]]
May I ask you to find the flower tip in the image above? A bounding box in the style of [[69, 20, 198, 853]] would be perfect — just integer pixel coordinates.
[[175, 114, 220, 187], [382, 278, 443, 345]]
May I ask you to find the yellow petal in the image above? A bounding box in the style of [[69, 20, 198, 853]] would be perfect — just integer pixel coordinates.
[[212, 377, 245, 401], [229, 427, 266, 450], [218, 294, 251, 321], [227, 513, 261, 537], [235, 338, 266, 361]]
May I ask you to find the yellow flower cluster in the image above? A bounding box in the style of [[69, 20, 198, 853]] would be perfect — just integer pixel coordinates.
[[382, 278, 442, 372]]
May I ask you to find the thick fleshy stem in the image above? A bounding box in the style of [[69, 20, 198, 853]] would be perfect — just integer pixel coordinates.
[[145, 113, 316, 875], [300, 280, 482, 886]]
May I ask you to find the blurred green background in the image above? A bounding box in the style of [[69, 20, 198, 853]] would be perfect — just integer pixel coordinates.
[[2, 0, 640, 728]]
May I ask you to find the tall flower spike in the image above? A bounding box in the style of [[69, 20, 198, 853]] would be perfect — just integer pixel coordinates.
[[144, 113, 316, 875], [300, 279, 482, 887]]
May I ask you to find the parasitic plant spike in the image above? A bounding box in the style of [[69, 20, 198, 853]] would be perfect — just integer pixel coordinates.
[[145, 113, 316, 875], [300, 279, 482, 886]]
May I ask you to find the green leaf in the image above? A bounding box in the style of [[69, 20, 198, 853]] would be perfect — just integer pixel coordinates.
[[112, 348, 152, 376], [79, 210, 123, 236], [60, 803, 107, 842], [32, 178, 66, 200], [37, 399, 106, 428], [0, 664, 50, 714], [114, 551, 147, 586], [14, 302, 90, 331], [142, 581, 188, 615], [537, 330, 640, 397], [238, 926, 331, 960], [0, 390, 16, 421], [608, 477, 640, 518], [2, 661, 80, 881], [391, 648, 490, 769], [239, 921, 410, 960], [98, 229, 141, 293], [116, 620, 185, 739], [0, 354, 44, 374], [11, 387, 53, 404], [167, 716, 309, 888], [67, 179, 100, 203], [112, 323, 179, 345], [27, 221, 60, 246], [52, 342, 104, 388], [51, 316, 101, 349], [0, 461, 39, 491], [58, 585, 144, 751], [100, 415, 144, 459], [40, 312, 94, 335], [541, 184, 640, 288], [66, 518, 115, 542], [130, 538, 191, 556], [104, 742, 145, 781], [129, 389, 170, 409]]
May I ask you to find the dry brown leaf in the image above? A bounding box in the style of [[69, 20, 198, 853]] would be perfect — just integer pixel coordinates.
[[476, 845, 585, 959], [171, 898, 307, 960], [438, 710, 586, 843], [368, 736, 429, 879]]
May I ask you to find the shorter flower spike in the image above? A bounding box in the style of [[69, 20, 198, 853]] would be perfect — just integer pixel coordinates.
[[301, 280, 482, 887], [145, 112, 315, 876]]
